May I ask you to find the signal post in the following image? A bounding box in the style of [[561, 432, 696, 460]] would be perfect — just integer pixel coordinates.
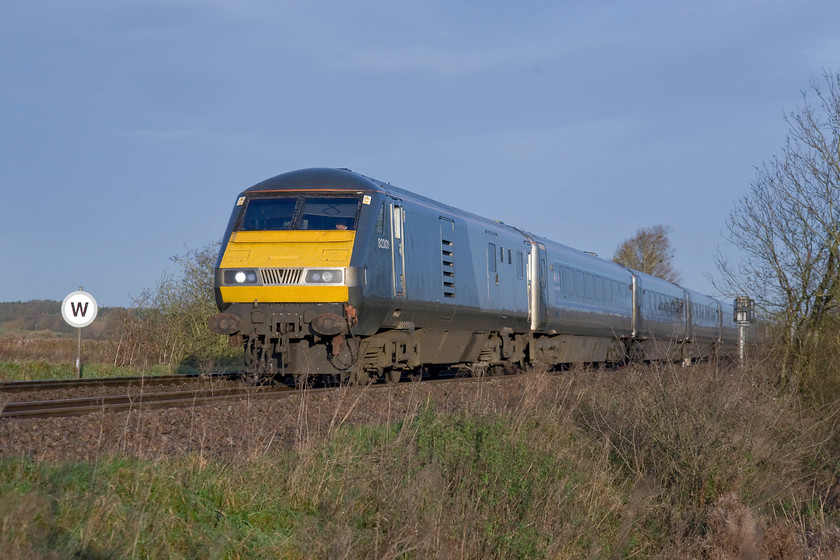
[[61, 288, 98, 378]]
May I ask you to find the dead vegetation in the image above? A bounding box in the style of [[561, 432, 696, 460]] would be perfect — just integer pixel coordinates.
[[1, 356, 839, 558]]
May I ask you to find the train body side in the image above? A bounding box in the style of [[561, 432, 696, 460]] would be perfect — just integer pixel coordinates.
[[210, 167, 742, 378]]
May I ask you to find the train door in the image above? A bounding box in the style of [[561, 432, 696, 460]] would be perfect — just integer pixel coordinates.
[[390, 199, 406, 298], [684, 291, 694, 342], [529, 242, 548, 330], [526, 250, 532, 324], [486, 231, 499, 302], [631, 273, 641, 339]]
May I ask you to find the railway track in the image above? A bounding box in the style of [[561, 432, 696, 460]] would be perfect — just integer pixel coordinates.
[[0, 369, 487, 420], [0, 385, 294, 419], [0, 372, 241, 393]]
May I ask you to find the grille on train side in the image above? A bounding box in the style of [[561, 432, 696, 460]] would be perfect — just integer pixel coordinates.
[[260, 268, 304, 285]]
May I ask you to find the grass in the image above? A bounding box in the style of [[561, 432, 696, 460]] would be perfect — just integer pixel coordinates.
[[1, 357, 839, 558], [0, 360, 173, 382], [0, 334, 241, 379], [0, 408, 618, 559]]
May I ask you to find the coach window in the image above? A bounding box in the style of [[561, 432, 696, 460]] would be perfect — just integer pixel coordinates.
[[575, 270, 584, 296], [564, 268, 574, 295], [517, 252, 524, 279]]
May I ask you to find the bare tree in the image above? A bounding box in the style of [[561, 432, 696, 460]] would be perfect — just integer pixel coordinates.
[[612, 224, 681, 283], [715, 70, 840, 392], [111, 243, 238, 371]]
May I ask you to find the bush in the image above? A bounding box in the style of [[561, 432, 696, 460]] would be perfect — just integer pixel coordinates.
[[109, 244, 239, 372]]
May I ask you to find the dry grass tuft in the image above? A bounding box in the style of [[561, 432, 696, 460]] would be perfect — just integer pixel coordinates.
[[2, 355, 840, 557]]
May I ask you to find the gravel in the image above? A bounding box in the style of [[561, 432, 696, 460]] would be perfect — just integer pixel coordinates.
[[0, 376, 531, 462]]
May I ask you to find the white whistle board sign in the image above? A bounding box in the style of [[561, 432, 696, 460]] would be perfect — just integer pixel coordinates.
[[61, 290, 98, 328]]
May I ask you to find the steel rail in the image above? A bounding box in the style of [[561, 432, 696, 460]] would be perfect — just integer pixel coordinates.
[[0, 385, 293, 419], [0, 369, 501, 420], [0, 372, 241, 393]]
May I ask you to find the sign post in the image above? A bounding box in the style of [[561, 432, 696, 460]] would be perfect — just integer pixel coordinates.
[[734, 296, 755, 365], [61, 287, 98, 378]]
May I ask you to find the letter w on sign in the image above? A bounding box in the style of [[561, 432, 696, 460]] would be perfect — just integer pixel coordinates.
[[71, 302, 89, 317]]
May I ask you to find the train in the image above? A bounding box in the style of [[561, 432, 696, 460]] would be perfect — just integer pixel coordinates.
[[209, 167, 740, 383]]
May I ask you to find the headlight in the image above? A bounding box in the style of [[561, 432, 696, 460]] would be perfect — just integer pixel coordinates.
[[305, 269, 343, 284], [224, 270, 258, 284]]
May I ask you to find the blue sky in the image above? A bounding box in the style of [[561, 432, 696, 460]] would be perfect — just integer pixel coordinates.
[[2, 0, 839, 307]]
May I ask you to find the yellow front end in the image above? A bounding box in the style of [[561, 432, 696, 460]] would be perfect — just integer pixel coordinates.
[[218, 230, 355, 303]]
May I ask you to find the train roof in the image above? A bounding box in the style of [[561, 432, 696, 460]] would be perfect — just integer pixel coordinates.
[[244, 168, 387, 194], [243, 167, 527, 237], [244, 168, 464, 215]]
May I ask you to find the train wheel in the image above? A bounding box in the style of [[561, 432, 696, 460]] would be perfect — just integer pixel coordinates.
[[407, 366, 426, 382], [488, 364, 505, 377], [350, 369, 374, 385], [384, 368, 402, 384]]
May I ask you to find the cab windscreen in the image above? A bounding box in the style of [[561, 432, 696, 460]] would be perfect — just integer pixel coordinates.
[[237, 195, 359, 231]]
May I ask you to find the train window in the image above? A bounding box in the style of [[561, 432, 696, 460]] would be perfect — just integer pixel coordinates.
[[300, 197, 360, 230], [239, 197, 297, 231], [564, 268, 574, 295], [584, 274, 593, 299], [393, 206, 402, 239], [575, 270, 584, 297], [602, 278, 609, 301], [508, 249, 512, 265], [375, 203, 385, 234], [517, 252, 524, 279], [488, 243, 497, 273]]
